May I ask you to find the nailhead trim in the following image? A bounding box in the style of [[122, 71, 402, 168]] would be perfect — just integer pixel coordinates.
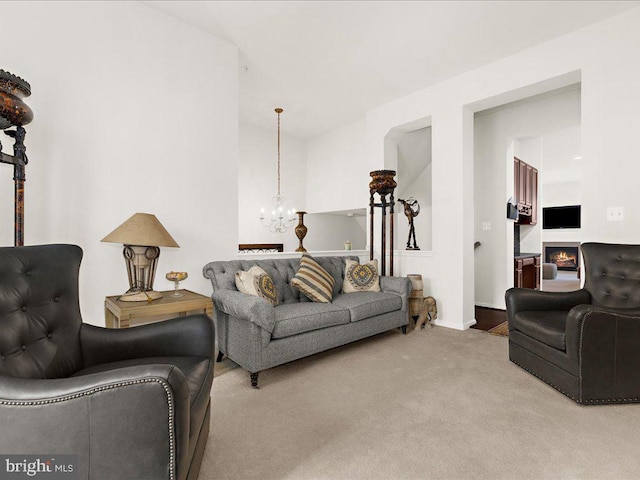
[[0, 378, 176, 480], [512, 320, 640, 405], [510, 358, 579, 403], [513, 357, 640, 405]]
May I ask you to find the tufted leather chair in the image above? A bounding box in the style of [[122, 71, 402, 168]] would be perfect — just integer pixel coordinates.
[[0, 244, 215, 479], [506, 242, 640, 404]]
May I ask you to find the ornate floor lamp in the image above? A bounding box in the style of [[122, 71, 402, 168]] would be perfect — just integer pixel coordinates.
[[0, 70, 33, 246], [369, 170, 397, 276]]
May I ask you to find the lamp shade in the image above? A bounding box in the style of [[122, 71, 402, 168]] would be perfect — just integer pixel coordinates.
[[101, 213, 179, 247]]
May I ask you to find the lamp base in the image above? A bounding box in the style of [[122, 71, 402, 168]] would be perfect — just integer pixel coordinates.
[[118, 290, 163, 302]]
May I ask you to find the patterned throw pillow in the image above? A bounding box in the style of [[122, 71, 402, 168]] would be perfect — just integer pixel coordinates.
[[235, 266, 278, 306], [343, 259, 380, 293], [290, 254, 335, 303]]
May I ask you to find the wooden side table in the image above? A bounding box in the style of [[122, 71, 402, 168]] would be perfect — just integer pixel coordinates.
[[104, 289, 213, 328]]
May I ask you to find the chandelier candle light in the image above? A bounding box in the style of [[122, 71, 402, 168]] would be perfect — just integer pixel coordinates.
[[259, 107, 296, 233]]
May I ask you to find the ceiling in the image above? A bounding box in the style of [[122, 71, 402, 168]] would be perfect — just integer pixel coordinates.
[[145, 1, 639, 139]]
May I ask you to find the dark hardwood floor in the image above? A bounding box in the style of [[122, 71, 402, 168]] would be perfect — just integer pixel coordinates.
[[473, 306, 507, 331]]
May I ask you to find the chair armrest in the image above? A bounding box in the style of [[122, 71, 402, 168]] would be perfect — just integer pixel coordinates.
[[0, 364, 190, 479], [212, 289, 276, 333], [505, 288, 590, 323], [564, 305, 640, 402], [80, 314, 215, 367], [380, 276, 411, 311], [565, 304, 640, 359]]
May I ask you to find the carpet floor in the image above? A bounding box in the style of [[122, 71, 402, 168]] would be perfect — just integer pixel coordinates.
[[199, 327, 640, 480], [541, 271, 581, 292]]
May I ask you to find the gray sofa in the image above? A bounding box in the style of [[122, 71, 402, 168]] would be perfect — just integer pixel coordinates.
[[203, 255, 410, 388]]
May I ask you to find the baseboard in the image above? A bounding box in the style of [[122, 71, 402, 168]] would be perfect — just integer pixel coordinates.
[[475, 302, 505, 311], [432, 318, 477, 331], [463, 318, 477, 330]]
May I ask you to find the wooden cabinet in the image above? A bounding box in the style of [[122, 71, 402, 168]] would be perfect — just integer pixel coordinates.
[[514, 157, 538, 225], [530, 167, 538, 225], [514, 254, 541, 290]]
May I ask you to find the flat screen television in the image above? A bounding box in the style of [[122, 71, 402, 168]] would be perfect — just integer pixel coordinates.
[[542, 205, 581, 229]]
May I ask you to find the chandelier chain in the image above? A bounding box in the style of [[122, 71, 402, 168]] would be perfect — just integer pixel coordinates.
[[259, 107, 295, 233], [276, 107, 282, 196]]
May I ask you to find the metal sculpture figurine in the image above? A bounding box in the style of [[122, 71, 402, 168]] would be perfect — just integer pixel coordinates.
[[398, 197, 420, 250]]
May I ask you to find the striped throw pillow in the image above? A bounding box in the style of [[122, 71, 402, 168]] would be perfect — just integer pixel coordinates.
[[291, 254, 335, 303]]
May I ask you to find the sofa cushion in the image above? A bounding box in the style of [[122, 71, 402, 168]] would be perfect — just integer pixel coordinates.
[[290, 254, 335, 303], [511, 310, 567, 350], [235, 266, 278, 306], [272, 302, 350, 339], [332, 292, 403, 322], [343, 259, 381, 293]]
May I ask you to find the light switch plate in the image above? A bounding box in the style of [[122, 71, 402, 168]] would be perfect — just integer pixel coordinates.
[[606, 207, 624, 222]]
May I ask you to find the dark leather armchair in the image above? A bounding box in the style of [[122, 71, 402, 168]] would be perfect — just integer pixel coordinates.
[[0, 244, 215, 479], [506, 242, 640, 405]]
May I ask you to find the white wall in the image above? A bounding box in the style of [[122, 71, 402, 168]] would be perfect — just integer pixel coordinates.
[[395, 128, 433, 251], [239, 122, 307, 252], [540, 125, 584, 245], [305, 120, 368, 214], [239, 121, 368, 253], [6, 3, 640, 330], [302, 213, 366, 251], [0, 2, 238, 325], [310, 7, 640, 328], [473, 89, 580, 309]]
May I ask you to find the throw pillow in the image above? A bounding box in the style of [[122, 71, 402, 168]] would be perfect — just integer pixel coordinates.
[[343, 259, 381, 293], [290, 254, 335, 303], [235, 266, 278, 306]]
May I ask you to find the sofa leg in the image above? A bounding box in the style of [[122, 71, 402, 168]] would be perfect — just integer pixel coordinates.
[[401, 325, 407, 334], [216, 351, 224, 363], [250, 372, 260, 389]]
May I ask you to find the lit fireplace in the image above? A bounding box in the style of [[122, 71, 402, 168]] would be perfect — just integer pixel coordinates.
[[545, 246, 579, 271]]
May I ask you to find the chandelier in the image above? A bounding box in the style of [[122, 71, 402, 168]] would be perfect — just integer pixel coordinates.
[[259, 107, 296, 233]]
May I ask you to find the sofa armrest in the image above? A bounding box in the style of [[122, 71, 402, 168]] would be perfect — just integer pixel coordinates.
[[380, 276, 411, 311], [80, 314, 215, 367], [212, 289, 276, 333], [505, 287, 590, 324], [0, 364, 190, 479], [564, 305, 640, 402]]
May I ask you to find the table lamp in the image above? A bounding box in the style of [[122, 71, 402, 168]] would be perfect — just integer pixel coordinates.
[[101, 213, 179, 302]]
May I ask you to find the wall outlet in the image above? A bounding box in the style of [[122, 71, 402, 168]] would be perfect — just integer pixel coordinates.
[[482, 222, 491, 231], [606, 207, 624, 222]]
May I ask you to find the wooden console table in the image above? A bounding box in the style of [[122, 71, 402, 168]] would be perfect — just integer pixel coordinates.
[[514, 253, 541, 290], [104, 289, 213, 328]]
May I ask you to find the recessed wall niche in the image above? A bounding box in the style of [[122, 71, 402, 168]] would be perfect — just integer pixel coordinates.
[[384, 119, 433, 252]]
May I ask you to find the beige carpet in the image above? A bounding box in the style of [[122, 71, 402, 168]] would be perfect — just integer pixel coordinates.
[[199, 327, 640, 480], [541, 271, 581, 292]]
